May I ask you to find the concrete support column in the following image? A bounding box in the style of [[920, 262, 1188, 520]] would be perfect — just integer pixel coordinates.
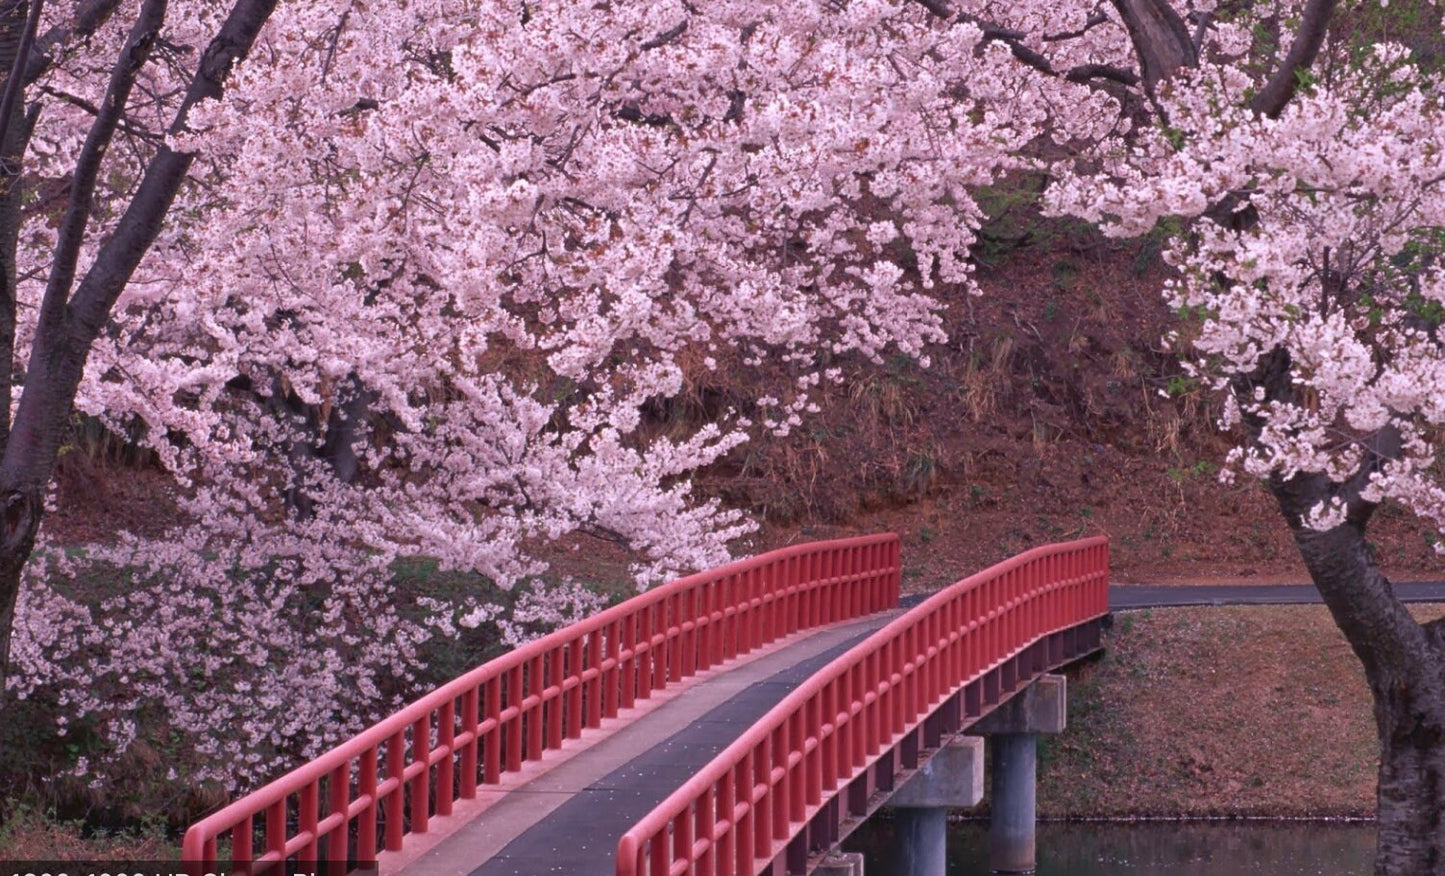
[[891, 807, 946, 876], [988, 732, 1037, 874], [816, 850, 866, 875], [970, 674, 1065, 876], [886, 735, 983, 876]]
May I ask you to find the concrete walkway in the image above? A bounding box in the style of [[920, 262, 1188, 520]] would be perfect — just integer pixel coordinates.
[[1109, 580, 1445, 610], [394, 612, 898, 876]]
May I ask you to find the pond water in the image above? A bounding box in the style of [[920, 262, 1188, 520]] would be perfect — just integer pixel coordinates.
[[843, 820, 1376, 875]]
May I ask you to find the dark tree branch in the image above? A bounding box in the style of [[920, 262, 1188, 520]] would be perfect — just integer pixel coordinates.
[[0, 0, 40, 166], [616, 102, 672, 127], [1229, 345, 1427, 681], [0, 0, 278, 511], [1190, 10, 1212, 56], [37, 84, 165, 141], [641, 21, 687, 50], [1422, 614, 1445, 653], [722, 89, 745, 123], [0, 0, 279, 703], [910, 0, 952, 19], [72, 0, 122, 37], [23, 0, 124, 86], [912, 2, 1140, 89], [66, 0, 277, 340], [957, 12, 1057, 75], [37, 0, 163, 336], [1338, 423, 1402, 522], [1108, 0, 1196, 92], [1064, 62, 1139, 86], [170, 0, 274, 125], [1043, 10, 1110, 42], [319, 7, 349, 84], [0, 0, 38, 453], [1249, 0, 1336, 118]]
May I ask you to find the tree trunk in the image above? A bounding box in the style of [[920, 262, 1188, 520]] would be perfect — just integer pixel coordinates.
[[265, 373, 370, 521], [1275, 480, 1445, 874], [0, 484, 40, 707], [0, 0, 279, 714], [0, 0, 40, 701], [1375, 679, 1445, 874], [1108, 0, 1195, 92]]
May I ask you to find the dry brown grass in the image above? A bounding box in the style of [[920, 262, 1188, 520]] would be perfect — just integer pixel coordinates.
[[1039, 604, 1445, 818], [0, 807, 174, 860]]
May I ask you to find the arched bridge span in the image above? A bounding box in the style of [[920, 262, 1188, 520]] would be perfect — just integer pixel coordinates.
[[181, 534, 1109, 875]]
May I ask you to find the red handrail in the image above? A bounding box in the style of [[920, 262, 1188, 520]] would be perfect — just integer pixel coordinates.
[[615, 536, 1108, 876], [181, 534, 901, 870]]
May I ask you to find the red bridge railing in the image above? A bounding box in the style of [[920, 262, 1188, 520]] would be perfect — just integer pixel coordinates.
[[181, 534, 901, 870], [616, 536, 1108, 876]]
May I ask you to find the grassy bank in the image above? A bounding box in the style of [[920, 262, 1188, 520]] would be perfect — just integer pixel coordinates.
[[1038, 603, 1445, 819]]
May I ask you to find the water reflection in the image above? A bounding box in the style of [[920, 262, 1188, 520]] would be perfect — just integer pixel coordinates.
[[845, 820, 1375, 874]]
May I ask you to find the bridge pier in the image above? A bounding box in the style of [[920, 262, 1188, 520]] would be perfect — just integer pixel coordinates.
[[892, 808, 946, 875], [885, 735, 984, 875], [987, 733, 1037, 873], [815, 850, 866, 875], [971, 673, 1067, 875]]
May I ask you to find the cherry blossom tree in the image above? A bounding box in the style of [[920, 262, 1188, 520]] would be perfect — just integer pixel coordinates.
[[3, 1, 1444, 869], [986, 0, 1445, 870], [2, 0, 1062, 793], [0, 0, 281, 779]]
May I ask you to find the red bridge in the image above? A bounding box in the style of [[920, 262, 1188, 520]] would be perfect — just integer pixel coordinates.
[[182, 534, 1109, 875]]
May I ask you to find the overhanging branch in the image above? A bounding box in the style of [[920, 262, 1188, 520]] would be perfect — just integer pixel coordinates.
[[1250, 0, 1336, 118], [909, 0, 1139, 88], [37, 0, 164, 334]]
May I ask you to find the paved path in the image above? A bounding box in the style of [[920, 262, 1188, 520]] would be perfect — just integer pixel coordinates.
[[895, 581, 1445, 612], [397, 613, 898, 876], [1109, 580, 1445, 610]]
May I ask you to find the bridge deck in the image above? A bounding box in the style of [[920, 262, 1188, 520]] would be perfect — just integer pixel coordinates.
[[391, 613, 899, 876]]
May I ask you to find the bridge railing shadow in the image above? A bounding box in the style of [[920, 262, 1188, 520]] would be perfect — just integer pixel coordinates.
[[616, 536, 1109, 876], [181, 533, 902, 871]]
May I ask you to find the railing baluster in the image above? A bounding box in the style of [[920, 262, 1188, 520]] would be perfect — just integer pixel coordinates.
[[411, 714, 430, 834], [461, 687, 479, 798], [655, 600, 671, 690], [604, 621, 621, 719], [528, 656, 544, 758], [301, 780, 319, 857], [546, 649, 564, 751], [385, 731, 404, 850], [696, 784, 715, 876], [586, 630, 603, 730], [771, 724, 789, 841], [265, 799, 285, 859], [231, 815, 251, 865], [486, 677, 502, 783], [622, 614, 638, 710], [328, 763, 349, 862], [359, 748, 378, 859], [682, 587, 697, 679], [437, 701, 455, 817], [638, 604, 654, 696]]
